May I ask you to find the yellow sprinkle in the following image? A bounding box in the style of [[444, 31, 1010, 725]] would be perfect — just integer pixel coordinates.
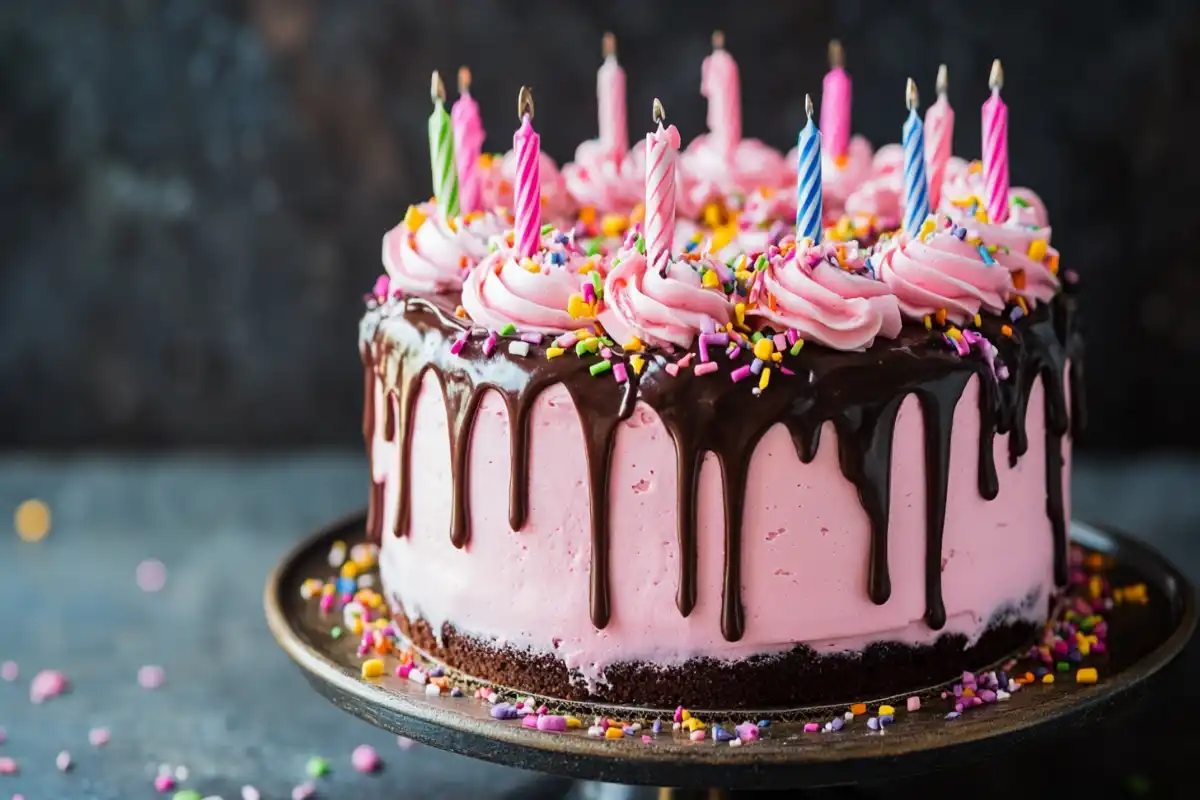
[[879, 705, 896, 716], [1076, 633, 1091, 656], [320, 584, 335, 597], [546, 347, 565, 359], [565, 716, 582, 728], [14, 499, 51, 542], [403, 205, 427, 231], [350, 617, 364, 635], [361, 659, 385, 679], [734, 303, 746, 326], [771, 352, 782, 362], [600, 214, 629, 238], [1042, 674, 1055, 684], [682, 718, 706, 732], [630, 355, 646, 375], [968, 160, 983, 174], [710, 223, 738, 252], [340, 562, 360, 579], [918, 218, 936, 239], [1027, 239, 1048, 261], [680, 709, 692, 721], [605, 726, 624, 739], [522, 257, 540, 273], [974, 314, 982, 328], [578, 259, 595, 275], [625, 336, 644, 352], [974, 207, 990, 224], [567, 294, 590, 319], [758, 367, 771, 392], [701, 270, 719, 288], [923, 315, 932, 331], [752, 339, 774, 360], [947, 327, 963, 342], [1075, 667, 1098, 685]]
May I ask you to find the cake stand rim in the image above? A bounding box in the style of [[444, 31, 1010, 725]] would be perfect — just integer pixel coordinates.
[[264, 513, 1196, 789]]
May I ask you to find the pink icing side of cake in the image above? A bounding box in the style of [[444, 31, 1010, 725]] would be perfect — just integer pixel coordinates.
[[374, 361, 1068, 683]]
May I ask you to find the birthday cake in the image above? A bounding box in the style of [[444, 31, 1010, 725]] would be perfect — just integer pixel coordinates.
[[360, 39, 1084, 709]]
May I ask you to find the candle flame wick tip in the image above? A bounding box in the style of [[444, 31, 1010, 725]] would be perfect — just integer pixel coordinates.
[[989, 59, 1004, 91], [518, 85, 534, 120], [603, 31, 616, 58], [457, 66, 471, 93], [804, 93, 813, 119], [652, 97, 665, 125], [828, 39, 844, 68], [906, 77, 919, 111], [431, 70, 445, 103], [712, 30, 725, 50]]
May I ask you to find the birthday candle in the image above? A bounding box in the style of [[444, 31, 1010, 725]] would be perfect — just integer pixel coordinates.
[[924, 64, 954, 211], [451, 66, 485, 214], [513, 86, 541, 258], [795, 94, 823, 244], [428, 71, 459, 219], [820, 40, 851, 164], [982, 59, 1009, 223], [700, 30, 741, 156], [902, 78, 930, 234], [645, 98, 680, 274], [597, 32, 628, 159]]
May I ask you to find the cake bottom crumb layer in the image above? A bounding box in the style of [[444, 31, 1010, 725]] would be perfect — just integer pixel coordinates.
[[392, 605, 1042, 710]]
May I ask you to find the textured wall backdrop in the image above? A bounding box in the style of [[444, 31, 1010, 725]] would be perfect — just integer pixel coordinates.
[[0, 0, 1197, 449]]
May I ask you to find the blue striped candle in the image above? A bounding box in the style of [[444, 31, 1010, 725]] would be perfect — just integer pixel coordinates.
[[795, 93, 822, 243], [902, 77, 930, 234]]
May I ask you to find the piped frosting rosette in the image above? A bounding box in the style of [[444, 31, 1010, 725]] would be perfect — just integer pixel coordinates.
[[746, 236, 901, 352], [788, 134, 873, 220], [839, 143, 907, 232], [381, 201, 508, 294], [596, 239, 733, 350], [562, 140, 643, 215], [877, 220, 1014, 325], [939, 157, 1048, 228], [676, 134, 790, 219], [478, 150, 577, 224], [461, 227, 602, 334]]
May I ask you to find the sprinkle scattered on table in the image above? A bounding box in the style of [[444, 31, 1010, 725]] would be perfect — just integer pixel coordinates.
[[29, 669, 68, 704], [138, 664, 166, 689], [88, 727, 111, 747], [351, 744, 380, 773], [137, 558, 168, 592], [14, 498, 51, 542], [1, 661, 18, 682]]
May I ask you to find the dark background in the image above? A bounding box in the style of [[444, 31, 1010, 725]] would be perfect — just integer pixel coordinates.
[[1, 0, 1198, 449]]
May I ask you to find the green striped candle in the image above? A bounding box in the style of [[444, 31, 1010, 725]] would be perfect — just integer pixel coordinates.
[[429, 71, 460, 219]]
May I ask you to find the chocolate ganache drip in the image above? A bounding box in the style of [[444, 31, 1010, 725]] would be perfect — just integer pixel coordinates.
[[361, 283, 1083, 642]]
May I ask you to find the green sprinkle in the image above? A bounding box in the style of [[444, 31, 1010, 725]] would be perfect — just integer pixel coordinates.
[[591, 271, 603, 299], [635, 236, 646, 255], [306, 756, 331, 777], [1056, 662, 1070, 673], [575, 340, 590, 357], [754, 254, 768, 272], [790, 340, 805, 356], [589, 359, 613, 376], [173, 792, 203, 800], [541, 223, 554, 235], [600, 336, 614, 347], [1012, 197, 1031, 208], [750, 332, 764, 343], [586, 239, 603, 257], [499, 323, 517, 336], [330, 626, 343, 640]]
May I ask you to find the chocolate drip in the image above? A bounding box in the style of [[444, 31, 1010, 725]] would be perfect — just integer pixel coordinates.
[[366, 287, 1084, 644]]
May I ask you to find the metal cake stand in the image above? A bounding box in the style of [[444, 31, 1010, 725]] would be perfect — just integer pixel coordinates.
[[265, 514, 1194, 794]]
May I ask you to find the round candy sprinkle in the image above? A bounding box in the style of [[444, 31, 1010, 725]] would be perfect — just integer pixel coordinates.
[[292, 782, 316, 800], [138, 665, 166, 690], [14, 499, 51, 542], [29, 669, 68, 703], [172, 792, 202, 800], [1, 661, 17, 682], [351, 744, 380, 773], [305, 756, 330, 777], [89, 727, 111, 746], [55, 750, 72, 772], [154, 775, 176, 792], [241, 787, 261, 800], [137, 559, 168, 592], [0, 757, 17, 775], [396, 736, 417, 750]]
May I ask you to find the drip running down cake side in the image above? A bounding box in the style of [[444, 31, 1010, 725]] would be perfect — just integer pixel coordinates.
[[360, 41, 1084, 709]]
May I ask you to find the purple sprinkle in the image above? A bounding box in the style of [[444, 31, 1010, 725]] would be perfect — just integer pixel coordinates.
[[537, 715, 567, 732], [734, 722, 759, 741], [713, 725, 736, 742], [867, 717, 880, 731], [879, 714, 894, 726], [652, 719, 662, 734], [698, 338, 710, 363], [450, 687, 463, 697], [700, 318, 715, 335], [831, 717, 844, 731], [490, 703, 518, 720], [945, 711, 962, 720], [979, 689, 997, 703], [750, 359, 764, 375], [726, 343, 741, 359], [520, 332, 542, 344]]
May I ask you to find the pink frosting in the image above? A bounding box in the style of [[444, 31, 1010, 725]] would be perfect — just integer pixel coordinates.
[[562, 141, 642, 214], [479, 151, 576, 223], [939, 158, 1049, 228], [964, 219, 1060, 306], [805, 241, 903, 339], [596, 249, 732, 350], [381, 202, 505, 294], [843, 175, 902, 230], [748, 240, 901, 351], [788, 134, 873, 220], [679, 134, 789, 216], [461, 229, 597, 333], [878, 228, 1013, 324]]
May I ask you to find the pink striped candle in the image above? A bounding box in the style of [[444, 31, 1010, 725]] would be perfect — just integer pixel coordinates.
[[645, 98, 681, 274], [513, 86, 541, 258], [820, 40, 851, 164], [597, 32, 628, 160], [700, 30, 741, 157], [924, 64, 954, 210], [982, 59, 1009, 223], [451, 66, 485, 214]]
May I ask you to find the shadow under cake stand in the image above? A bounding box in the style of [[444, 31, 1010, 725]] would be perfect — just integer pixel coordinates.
[[265, 514, 1195, 796]]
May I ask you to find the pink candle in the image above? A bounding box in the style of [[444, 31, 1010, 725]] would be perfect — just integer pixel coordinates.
[[820, 40, 852, 164], [645, 98, 681, 273], [597, 32, 628, 160], [924, 63, 954, 210], [451, 66, 485, 214], [982, 59, 1009, 223], [700, 30, 741, 156], [513, 86, 541, 258]]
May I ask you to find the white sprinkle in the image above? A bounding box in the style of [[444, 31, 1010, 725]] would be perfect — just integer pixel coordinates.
[[241, 786, 261, 800], [408, 669, 427, 685], [56, 751, 72, 772], [630, 723, 642, 732], [158, 763, 173, 777], [486, 691, 499, 704], [175, 764, 189, 781], [328, 541, 347, 568], [844, 711, 855, 721], [507, 341, 531, 357], [672, 722, 682, 731], [729, 738, 743, 747], [425, 683, 441, 696], [203, 796, 225, 800], [138, 665, 165, 690], [136, 559, 167, 592], [357, 573, 376, 589], [996, 689, 1011, 701], [587, 726, 604, 737]]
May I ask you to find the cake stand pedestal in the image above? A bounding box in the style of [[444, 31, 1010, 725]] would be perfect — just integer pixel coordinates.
[[265, 515, 1194, 793]]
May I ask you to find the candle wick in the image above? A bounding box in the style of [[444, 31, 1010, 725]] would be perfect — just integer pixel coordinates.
[[936, 63, 948, 97], [828, 39, 844, 69], [906, 77, 919, 112], [457, 66, 471, 95], [711, 29, 725, 51], [602, 31, 617, 59], [988, 59, 1004, 93], [652, 97, 666, 126], [431, 70, 445, 104], [518, 85, 534, 120], [804, 93, 813, 121]]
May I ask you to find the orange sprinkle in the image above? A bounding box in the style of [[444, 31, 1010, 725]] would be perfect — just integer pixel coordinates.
[[1085, 553, 1106, 570], [459, 255, 469, 268], [849, 703, 867, 716], [1048, 252, 1060, 275], [1012, 270, 1027, 290], [935, 308, 948, 327], [1000, 324, 1013, 337], [631, 203, 646, 224], [578, 206, 597, 226], [1017, 296, 1029, 315]]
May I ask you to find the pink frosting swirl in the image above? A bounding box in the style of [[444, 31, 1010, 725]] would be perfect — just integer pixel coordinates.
[[804, 240, 903, 340], [939, 158, 1049, 228], [843, 175, 902, 231], [678, 134, 789, 217], [878, 227, 1013, 324], [562, 141, 642, 214], [962, 219, 1060, 306], [747, 239, 901, 351], [597, 248, 732, 350], [461, 228, 596, 333], [479, 151, 576, 224], [381, 202, 505, 294]]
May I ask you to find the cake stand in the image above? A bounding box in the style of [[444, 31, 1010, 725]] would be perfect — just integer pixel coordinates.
[[265, 514, 1195, 795]]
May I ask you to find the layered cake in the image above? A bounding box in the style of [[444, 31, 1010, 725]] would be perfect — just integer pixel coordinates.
[[360, 39, 1083, 709]]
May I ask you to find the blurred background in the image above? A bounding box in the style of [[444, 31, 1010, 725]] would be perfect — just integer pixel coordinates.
[[2, 0, 1198, 451]]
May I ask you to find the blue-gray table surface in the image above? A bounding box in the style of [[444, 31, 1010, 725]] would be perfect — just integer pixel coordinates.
[[1, 454, 1197, 799]]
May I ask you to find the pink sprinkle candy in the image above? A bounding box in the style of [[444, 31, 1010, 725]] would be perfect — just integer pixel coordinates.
[[642, 735, 652, 743], [292, 781, 316, 800], [664, 363, 679, 377], [773, 333, 787, 352], [29, 669, 68, 703], [397, 735, 418, 750], [0, 757, 17, 775], [555, 332, 578, 348], [600, 346, 613, 359], [1, 661, 17, 681], [693, 362, 718, 376], [522, 714, 539, 729], [394, 663, 412, 679], [689, 729, 706, 742], [136, 558, 167, 592], [351, 744, 380, 773], [56, 750, 72, 772], [242, 786, 261, 800], [318, 593, 335, 613], [154, 774, 175, 792], [907, 696, 921, 712], [730, 365, 752, 383], [138, 665, 165, 689], [803, 723, 819, 732], [673, 706, 684, 723], [482, 332, 497, 357], [449, 335, 467, 356], [89, 727, 111, 746], [372, 275, 390, 298], [676, 353, 694, 369], [612, 362, 628, 384]]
